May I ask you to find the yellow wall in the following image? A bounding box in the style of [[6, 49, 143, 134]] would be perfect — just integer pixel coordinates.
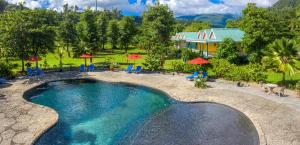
[[197, 42, 219, 55]]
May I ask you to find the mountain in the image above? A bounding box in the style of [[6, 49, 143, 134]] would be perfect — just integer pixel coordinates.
[[272, 0, 300, 8], [176, 14, 240, 28]]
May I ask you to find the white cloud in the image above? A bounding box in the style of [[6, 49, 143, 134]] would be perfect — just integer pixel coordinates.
[[5, 0, 279, 15], [6, 0, 155, 13], [159, 0, 279, 16]]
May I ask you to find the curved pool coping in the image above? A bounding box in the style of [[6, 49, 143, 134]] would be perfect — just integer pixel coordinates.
[[22, 77, 266, 145]]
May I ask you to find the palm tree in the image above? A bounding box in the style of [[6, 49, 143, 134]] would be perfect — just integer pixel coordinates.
[[262, 38, 299, 86]]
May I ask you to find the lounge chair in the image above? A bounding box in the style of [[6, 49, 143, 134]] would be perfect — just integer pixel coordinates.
[[80, 64, 85, 72], [134, 66, 142, 74], [0, 78, 7, 85], [186, 72, 199, 80], [35, 67, 45, 76], [89, 64, 95, 72], [201, 72, 208, 78], [27, 68, 34, 77], [126, 65, 133, 73]]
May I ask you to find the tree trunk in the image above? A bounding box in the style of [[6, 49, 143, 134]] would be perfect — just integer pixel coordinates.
[[21, 47, 25, 73], [282, 72, 286, 87], [102, 42, 105, 50], [67, 42, 71, 57]]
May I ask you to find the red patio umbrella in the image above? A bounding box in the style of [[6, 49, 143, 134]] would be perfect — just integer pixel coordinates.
[[128, 54, 143, 66], [27, 56, 42, 68], [188, 57, 209, 65], [80, 54, 93, 66]]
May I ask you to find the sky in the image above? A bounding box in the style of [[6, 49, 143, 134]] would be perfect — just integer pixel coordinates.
[[6, 0, 279, 16]]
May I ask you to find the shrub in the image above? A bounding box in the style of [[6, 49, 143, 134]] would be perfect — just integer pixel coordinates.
[[296, 81, 300, 97], [171, 61, 203, 73], [0, 61, 15, 79], [210, 58, 266, 82], [216, 38, 240, 63], [195, 78, 208, 89], [143, 52, 162, 71]]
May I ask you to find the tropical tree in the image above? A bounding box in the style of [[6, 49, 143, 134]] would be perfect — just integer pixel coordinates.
[[262, 38, 299, 86], [240, 3, 277, 62], [108, 19, 120, 51], [27, 9, 57, 68], [97, 10, 109, 50], [140, 3, 175, 69], [59, 4, 79, 57], [77, 9, 98, 62], [0, 9, 30, 72], [119, 16, 136, 53], [216, 38, 240, 64]]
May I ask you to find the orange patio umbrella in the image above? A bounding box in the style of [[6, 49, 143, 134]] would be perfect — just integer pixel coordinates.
[[128, 54, 143, 66], [27, 56, 42, 68], [188, 57, 209, 65], [80, 54, 93, 66]]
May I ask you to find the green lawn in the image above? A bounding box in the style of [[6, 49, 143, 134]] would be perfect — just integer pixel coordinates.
[[7, 46, 300, 85]]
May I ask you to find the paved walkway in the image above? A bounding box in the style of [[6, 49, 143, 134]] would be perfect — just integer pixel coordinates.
[[0, 71, 300, 145]]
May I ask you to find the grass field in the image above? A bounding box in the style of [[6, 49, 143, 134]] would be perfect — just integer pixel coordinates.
[[6, 46, 300, 85]]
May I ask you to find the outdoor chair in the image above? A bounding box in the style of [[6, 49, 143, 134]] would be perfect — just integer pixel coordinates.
[[201, 72, 208, 78], [186, 72, 199, 80], [89, 64, 95, 72], [134, 66, 142, 74], [80, 64, 85, 72], [0, 78, 7, 85], [35, 67, 45, 76], [27, 68, 34, 77], [126, 65, 133, 73]]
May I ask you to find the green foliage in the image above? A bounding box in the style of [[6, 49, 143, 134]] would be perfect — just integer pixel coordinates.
[[216, 38, 240, 63], [181, 48, 202, 62], [77, 9, 98, 55], [108, 19, 120, 50], [183, 21, 210, 32], [0, 61, 15, 78], [143, 51, 162, 71], [97, 10, 110, 50], [195, 78, 208, 89], [59, 4, 79, 57], [262, 38, 299, 86], [171, 61, 202, 73], [119, 16, 136, 52], [211, 58, 266, 82], [226, 19, 241, 28], [240, 3, 277, 62], [272, 0, 300, 9]]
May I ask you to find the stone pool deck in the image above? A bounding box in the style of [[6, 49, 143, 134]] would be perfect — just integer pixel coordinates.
[[0, 71, 300, 145]]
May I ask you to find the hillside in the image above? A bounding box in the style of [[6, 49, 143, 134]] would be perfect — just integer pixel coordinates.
[[272, 0, 300, 8], [176, 13, 239, 28]]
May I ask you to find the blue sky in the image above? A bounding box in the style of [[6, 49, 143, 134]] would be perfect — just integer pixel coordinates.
[[6, 0, 279, 16]]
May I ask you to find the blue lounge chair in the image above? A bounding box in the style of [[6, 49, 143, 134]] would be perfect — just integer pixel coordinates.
[[27, 68, 34, 77], [126, 65, 133, 73], [80, 64, 85, 72], [134, 66, 142, 74], [89, 64, 95, 72], [0, 78, 7, 85], [201, 71, 208, 78], [35, 67, 45, 76], [186, 72, 199, 80]]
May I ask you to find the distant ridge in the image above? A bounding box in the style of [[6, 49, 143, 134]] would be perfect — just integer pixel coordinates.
[[272, 0, 300, 8], [176, 13, 239, 28]]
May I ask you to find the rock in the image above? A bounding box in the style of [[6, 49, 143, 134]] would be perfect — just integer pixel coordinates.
[[0, 118, 15, 128], [13, 132, 33, 144], [12, 122, 28, 131], [0, 113, 5, 119], [1, 129, 15, 139], [16, 115, 31, 123]]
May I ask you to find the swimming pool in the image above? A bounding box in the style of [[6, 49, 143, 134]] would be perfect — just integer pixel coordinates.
[[24, 79, 259, 145]]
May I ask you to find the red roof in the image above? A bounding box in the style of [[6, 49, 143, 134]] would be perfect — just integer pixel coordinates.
[[188, 57, 209, 65]]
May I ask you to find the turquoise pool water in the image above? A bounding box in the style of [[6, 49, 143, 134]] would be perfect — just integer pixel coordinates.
[[25, 79, 259, 145], [25, 79, 173, 145]]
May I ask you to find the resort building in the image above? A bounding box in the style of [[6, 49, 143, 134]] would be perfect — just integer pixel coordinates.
[[172, 28, 245, 57]]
